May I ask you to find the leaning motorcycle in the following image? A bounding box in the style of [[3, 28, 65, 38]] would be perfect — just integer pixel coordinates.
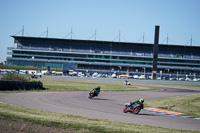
[[123, 102, 144, 114], [88, 90, 97, 99]]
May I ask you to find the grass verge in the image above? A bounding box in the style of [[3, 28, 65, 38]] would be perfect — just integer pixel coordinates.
[[0, 103, 197, 133], [145, 94, 200, 118], [142, 83, 200, 90], [100, 80, 200, 89], [0, 65, 62, 72], [39, 78, 158, 91]]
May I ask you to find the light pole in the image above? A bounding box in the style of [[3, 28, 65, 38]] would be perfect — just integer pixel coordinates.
[[177, 71, 179, 80]]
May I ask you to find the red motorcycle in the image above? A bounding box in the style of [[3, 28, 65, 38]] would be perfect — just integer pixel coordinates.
[[88, 87, 100, 99], [88, 90, 95, 99], [123, 102, 144, 114]]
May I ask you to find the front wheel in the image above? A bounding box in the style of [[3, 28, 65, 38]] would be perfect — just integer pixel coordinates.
[[88, 92, 94, 99], [88, 94, 92, 99], [123, 107, 128, 113]]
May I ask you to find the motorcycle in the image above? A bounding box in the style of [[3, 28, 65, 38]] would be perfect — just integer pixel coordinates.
[[88, 90, 95, 99], [124, 80, 131, 85], [88, 90, 99, 99], [123, 102, 144, 114], [88, 87, 101, 99]]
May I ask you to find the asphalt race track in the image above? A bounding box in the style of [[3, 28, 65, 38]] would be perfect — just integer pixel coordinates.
[[0, 79, 200, 131]]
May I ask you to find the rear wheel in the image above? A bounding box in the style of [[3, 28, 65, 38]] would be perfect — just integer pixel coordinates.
[[133, 107, 141, 114]]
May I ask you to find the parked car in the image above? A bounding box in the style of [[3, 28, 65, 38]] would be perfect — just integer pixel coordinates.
[[193, 78, 198, 82], [185, 78, 191, 81], [139, 75, 145, 79], [78, 72, 85, 77], [112, 73, 117, 78], [157, 77, 161, 80], [178, 78, 184, 81], [133, 75, 139, 79], [92, 72, 98, 78], [169, 77, 176, 80]]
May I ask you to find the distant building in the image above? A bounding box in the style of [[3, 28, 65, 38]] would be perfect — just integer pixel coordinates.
[[7, 36, 200, 76]]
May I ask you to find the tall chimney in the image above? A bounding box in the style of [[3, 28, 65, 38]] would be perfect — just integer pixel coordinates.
[[152, 25, 160, 79]]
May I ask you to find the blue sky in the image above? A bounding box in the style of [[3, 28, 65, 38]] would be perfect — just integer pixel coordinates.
[[0, 0, 200, 62]]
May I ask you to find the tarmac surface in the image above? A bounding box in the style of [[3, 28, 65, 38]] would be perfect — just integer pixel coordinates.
[[0, 77, 200, 131]]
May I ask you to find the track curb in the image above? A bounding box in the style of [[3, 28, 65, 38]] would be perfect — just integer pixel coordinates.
[[144, 108, 200, 120]]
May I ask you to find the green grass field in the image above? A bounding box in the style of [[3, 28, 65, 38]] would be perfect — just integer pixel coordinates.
[[38, 77, 200, 90], [145, 94, 200, 118], [39, 78, 158, 91], [0, 77, 200, 132], [0, 103, 198, 133]]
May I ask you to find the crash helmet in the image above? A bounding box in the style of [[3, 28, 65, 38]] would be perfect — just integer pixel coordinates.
[[97, 86, 100, 89], [139, 98, 144, 103]]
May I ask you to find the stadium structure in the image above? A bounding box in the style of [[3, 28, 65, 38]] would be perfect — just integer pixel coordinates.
[[6, 28, 200, 78]]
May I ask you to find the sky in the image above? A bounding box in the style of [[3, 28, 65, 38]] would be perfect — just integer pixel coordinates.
[[0, 0, 200, 62]]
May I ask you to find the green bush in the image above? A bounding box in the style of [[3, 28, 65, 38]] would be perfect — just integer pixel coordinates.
[[1, 72, 31, 81]]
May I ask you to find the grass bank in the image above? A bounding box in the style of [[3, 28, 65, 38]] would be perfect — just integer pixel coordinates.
[[145, 93, 200, 118], [39, 78, 158, 91], [100, 80, 200, 89], [0, 65, 62, 72], [142, 83, 200, 90], [0, 103, 197, 133], [40, 76, 200, 90]]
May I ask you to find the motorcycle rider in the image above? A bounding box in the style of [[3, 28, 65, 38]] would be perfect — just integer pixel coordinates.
[[129, 98, 144, 110], [90, 86, 101, 96], [124, 80, 131, 85]]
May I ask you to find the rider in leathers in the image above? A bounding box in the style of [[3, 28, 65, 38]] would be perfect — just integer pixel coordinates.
[[90, 86, 100, 96], [129, 98, 144, 110]]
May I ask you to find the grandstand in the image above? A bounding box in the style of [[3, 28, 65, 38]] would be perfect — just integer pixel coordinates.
[[6, 35, 200, 78]]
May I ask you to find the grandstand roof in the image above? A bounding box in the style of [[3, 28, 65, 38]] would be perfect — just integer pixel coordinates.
[[11, 36, 200, 49]]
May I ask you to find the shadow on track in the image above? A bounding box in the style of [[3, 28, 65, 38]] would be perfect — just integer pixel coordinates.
[[91, 98, 110, 100], [124, 113, 157, 116], [136, 113, 157, 116]]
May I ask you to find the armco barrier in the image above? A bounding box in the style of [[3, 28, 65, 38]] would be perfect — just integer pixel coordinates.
[[0, 80, 45, 91]]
